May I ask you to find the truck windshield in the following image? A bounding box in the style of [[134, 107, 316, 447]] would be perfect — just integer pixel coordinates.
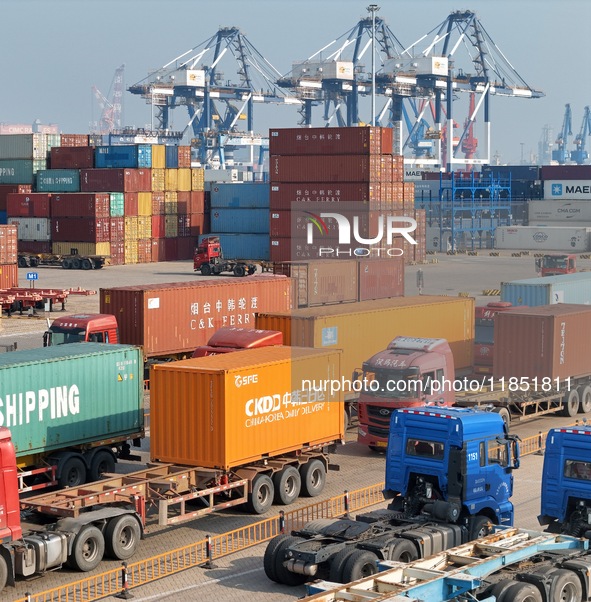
[[475, 323, 494, 344], [362, 368, 421, 398], [49, 326, 87, 345], [544, 256, 566, 269]]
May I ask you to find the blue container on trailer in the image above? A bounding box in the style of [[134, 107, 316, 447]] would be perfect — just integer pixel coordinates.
[[165, 146, 179, 168], [501, 272, 591, 307], [210, 208, 269, 234], [209, 183, 270, 208], [36, 169, 80, 192], [200, 233, 270, 260]]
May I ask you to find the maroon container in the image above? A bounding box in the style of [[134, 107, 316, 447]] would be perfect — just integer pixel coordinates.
[[17, 240, 51, 255], [176, 191, 190, 214], [110, 240, 125, 265], [270, 182, 380, 210], [80, 169, 152, 192], [188, 191, 206, 213], [6, 193, 51, 218], [177, 146, 192, 168], [494, 305, 591, 381], [269, 126, 392, 156], [60, 134, 90, 147], [0, 264, 18, 289], [177, 213, 208, 237], [0, 185, 32, 211], [270, 236, 379, 262], [164, 238, 178, 261], [151, 215, 166, 238], [151, 238, 166, 262], [123, 192, 138, 216], [177, 236, 196, 260], [52, 217, 110, 243], [51, 193, 110, 218], [540, 165, 591, 181], [357, 257, 404, 301], [271, 155, 379, 183], [137, 239, 152, 264], [110, 217, 125, 242], [99, 276, 295, 356], [50, 146, 94, 169], [0, 225, 18, 264]]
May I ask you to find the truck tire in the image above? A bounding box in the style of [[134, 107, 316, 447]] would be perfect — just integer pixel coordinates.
[[386, 538, 418, 563], [0, 554, 7, 593], [493, 407, 511, 429], [18, 256, 29, 267], [300, 459, 326, 497], [233, 264, 246, 277], [264, 534, 290, 582], [329, 547, 356, 582], [81, 258, 92, 270], [271, 536, 308, 586], [57, 456, 87, 488], [88, 450, 116, 482], [245, 473, 274, 514], [485, 580, 519, 600], [62, 258, 73, 269], [67, 525, 105, 571], [498, 582, 542, 602], [272, 466, 301, 505], [561, 389, 580, 418], [547, 569, 583, 601], [104, 515, 141, 560], [341, 549, 379, 583], [71, 258, 82, 269], [470, 515, 493, 539], [200, 264, 211, 276], [578, 385, 591, 414]]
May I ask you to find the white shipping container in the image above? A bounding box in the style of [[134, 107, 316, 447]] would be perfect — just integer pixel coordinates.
[[529, 221, 591, 228], [543, 180, 591, 200], [495, 226, 591, 251], [292, 60, 354, 80], [204, 169, 239, 183], [7, 217, 51, 241], [529, 200, 591, 222]]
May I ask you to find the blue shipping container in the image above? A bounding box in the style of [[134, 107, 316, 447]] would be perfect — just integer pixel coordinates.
[[200, 233, 270, 260], [36, 169, 80, 192], [210, 183, 270, 208], [165, 146, 179, 168], [0, 211, 6, 224], [210, 208, 269, 234], [95, 145, 152, 169], [501, 272, 591, 306]]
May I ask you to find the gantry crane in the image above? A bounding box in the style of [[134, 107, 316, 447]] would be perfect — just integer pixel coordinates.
[[552, 104, 572, 164], [91, 64, 125, 135], [571, 106, 591, 165]]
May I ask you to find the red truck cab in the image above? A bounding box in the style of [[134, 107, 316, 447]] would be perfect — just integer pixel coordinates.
[[192, 327, 283, 357], [473, 302, 513, 376], [535, 253, 577, 277], [193, 236, 222, 271], [43, 314, 119, 346], [357, 337, 455, 450], [0, 428, 23, 544]]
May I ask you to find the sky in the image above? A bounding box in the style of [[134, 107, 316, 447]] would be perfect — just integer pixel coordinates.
[[2, 0, 591, 166]]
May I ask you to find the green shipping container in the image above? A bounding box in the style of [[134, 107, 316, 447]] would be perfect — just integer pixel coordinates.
[[0, 159, 36, 184], [36, 169, 80, 192], [110, 192, 125, 216], [0, 343, 144, 458]]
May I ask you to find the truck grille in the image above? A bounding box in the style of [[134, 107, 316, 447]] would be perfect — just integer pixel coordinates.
[[368, 425, 390, 438], [367, 405, 394, 419]]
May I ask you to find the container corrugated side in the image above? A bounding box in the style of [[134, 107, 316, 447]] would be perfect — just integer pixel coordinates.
[[52, 241, 111, 256], [50, 147, 94, 169], [256, 296, 474, 397], [493, 305, 591, 380], [357, 257, 405, 301], [501, 272, 591, 307], [0, 343, 143, 460], [52, 217, 110, 243], [100, 276, 294, 356], [0, 263, 18, 288], [0, 133, 60, 160], [36, 169, 80, 193], [150, 346, 343, 470], [0, 225, 17, 263], [210, 208, 269, 234], [210, 183, 270, 208], [270, 155, 373, 183], [494, 226, 591, 251], [6, 193, 51, 218], [8, 217, 51, 241], [51, 193, 110, 218], [0, 160, 35, 184]]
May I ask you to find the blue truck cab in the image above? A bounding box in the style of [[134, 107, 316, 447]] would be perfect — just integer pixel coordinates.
[[539, 425, 591, 535], [385, 406, 520, 536]]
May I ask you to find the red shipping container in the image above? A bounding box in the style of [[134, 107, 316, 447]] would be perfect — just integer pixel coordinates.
[[188, 191, 206, 214], [151, 215, 166, 238], [51, 193, 110, 218], [18, 240, 51, 254], [110, 240, 125, 265], [189, 212, 209, 237], [357, 257, 404, 301], [110, 217, 125, 242], [6, 193, 51, 218], [151, 238, 166, 262], [50, 146, 94, 169], [0, 264, 18, 289], [137, 239, 152, 264], [177, 236, 196, 260], [540, 165, 591, 181], [270, 236, 384, 262], [177, 146, 192, 168], [152, 191, 165, 215], [52, 217, 110, 243], [271, 155, 375, 183], [80, 169, 152, 193], [0, 185, 32, 211], [60, 134, 90, 147], [164, 238, 178, 261], [269, 126, 392, 156], [99, 276, 294, 356], [177, 191, 190, 214], [123, 192, 138, 216], [270, 182, 380, 210], [0, 225, 18, 263]]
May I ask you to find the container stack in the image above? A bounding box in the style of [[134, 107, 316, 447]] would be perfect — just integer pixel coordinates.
[[206, 183, 270, 260], [0, 224, 18, 288], [0, 133, 61, 186]]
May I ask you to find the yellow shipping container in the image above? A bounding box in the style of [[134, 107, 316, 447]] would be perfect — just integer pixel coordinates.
[[177, 168, 192, 191], [164, 215, 178, 238], [256, 296, 474, 400], [124, 216, 138, 240], [52, 242, 110, 257], [165, 168, 178, 191], [150, 347, 343, 470], [124, 240, 138, 264], [191, 168, 205, 191], [137, 216, 151, 239], [151, 168, 165, 192], [138, 192, 152, 216], [152, 145, 166, 169], [164, 191, 178, 215]]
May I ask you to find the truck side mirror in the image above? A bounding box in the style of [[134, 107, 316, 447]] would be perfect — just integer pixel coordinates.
[[42, 331, 50, 347], [352, 369, 361, 382], [508, 437, 520, 469], [535, 258, 541, 273]]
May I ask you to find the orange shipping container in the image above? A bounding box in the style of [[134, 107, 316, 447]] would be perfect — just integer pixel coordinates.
[[0, 225, 18, 264], [150, 347, 344, 470], [0, 263, 18, 288]]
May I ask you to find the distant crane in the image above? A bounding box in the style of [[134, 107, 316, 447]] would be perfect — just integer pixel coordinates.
[[552, 103, 572, 164], [571, 106, 591, 165], [460, 92, 478, 168], [91, 64, 125, 135]]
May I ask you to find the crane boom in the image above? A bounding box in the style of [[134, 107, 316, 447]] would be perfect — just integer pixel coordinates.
[[551, 103, 572, 164], [571, 105, 591, 164]]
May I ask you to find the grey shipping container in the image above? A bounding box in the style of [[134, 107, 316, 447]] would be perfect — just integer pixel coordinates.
[[0, 343, 144, 459], [501, 272, 591, 307], [0, 133, 61, 160]]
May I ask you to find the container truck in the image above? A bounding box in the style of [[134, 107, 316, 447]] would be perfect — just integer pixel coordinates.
[[535, 252, 577, 277], [0, 343, 144, 490], [473, 302, 514, 377], [264, 406, 519, 586], [17, 250, 108, 270], [501, 270, 591, 306], [193, 235, 269, 276], [191, 326, 283, 357]]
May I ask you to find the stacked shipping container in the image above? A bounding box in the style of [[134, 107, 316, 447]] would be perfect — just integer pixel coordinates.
[[0, 224, 18, 288]]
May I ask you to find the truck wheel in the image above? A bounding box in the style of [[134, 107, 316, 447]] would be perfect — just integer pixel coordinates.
[[272, 466, 301, 505], [264, 534, 289, 582], [498, 582, 542, 602], [0, 554, 7, 592], [62, 258, 73, 269], [200, 264, 211, 275], [245, 474, 274, 514], [329, 547, 355, 583], [547, 569, 582, 601], [71, 258, 82, 269], [67, 525, 105, 571], [386, 538, 418, 563], [341, 549, 379, 583], [470, 515, 493, 539], [57, 456, 87, 488], [300, 459, 326, 497], [89, 450, 116, 481], [578, 385, 591, 413], [81, 258, 92, 270], [272, 536, 308, 586], [18, 256, 29, 267], [493, 407, 511, 429], [233, 264, 246, 277], [105, 515, 141, 560], [561, 389, 580, 417], [485, 580, 518, 601]]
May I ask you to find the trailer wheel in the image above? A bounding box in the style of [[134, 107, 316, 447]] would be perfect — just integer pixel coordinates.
[[88, 450, 116, 482], [233, 264, 246, 277], [105, 515, 141, 560], [470, 515, 493, 539], [578, 385, 591, 414], [71, 258, 82, 269], [561, 389, 580, 417], [62, 258, 73, 269], [67, 525, 105, 571], [200, 264, 212, 275], [81, 258, 92, 270], [271, 536, 309, 586], [300, 459, 326, 497], [385, 538, 418, 563], [341, 549, 379, 583], [245, 473, 274, 514], [0, 554, 7, 592], [329, 547, 355, 582], [548, 569, 583, 601], [57, 456, 87, 488], [18, 256, 29, 268], [485, 580, 519, 601], [498, 582, 543, 602], [263, 534, 288, 582], [272, 466, 301, 505]]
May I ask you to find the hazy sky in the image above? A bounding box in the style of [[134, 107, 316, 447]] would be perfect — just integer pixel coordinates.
[[3, 0, 590, 165]]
